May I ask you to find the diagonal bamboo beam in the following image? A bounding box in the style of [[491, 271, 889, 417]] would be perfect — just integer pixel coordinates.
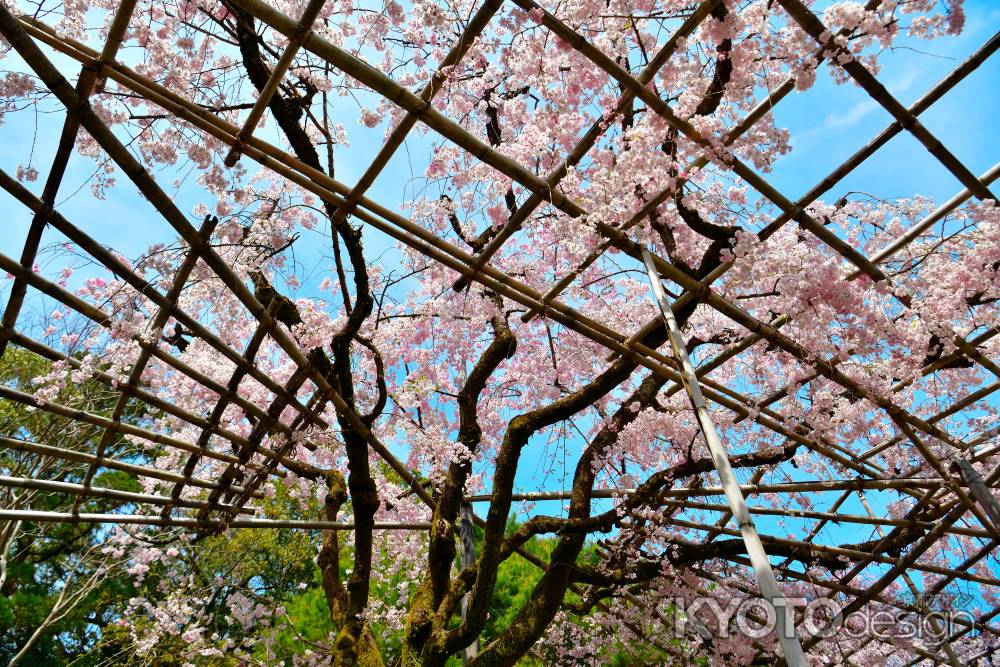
[[195, 347, 318, 523], [222, 0, 328, 167], [0, 168, 324, 435], [328, 0, 506, 229], [509, 5, 999, 401], [0, 509, 429, 530], [71, 214, 219, 516], [0, 0, 138, 359], [853, 492, 961, 666], [5, 331, 269, 466], [464, 476, 984, 501], [664, 499, 990, 539], [643, 247, 806, 665], [452, 0, 722, 291], [771, 374, 1000, 581], [0, 384, 285, 472], [612, 35, 1000, 359], [213, 390, 331, 530], [700, 467, 768, 544], [662, 516, 1000, 588], [524, 1, 933, 323], [0, 435, 264, 498], [646, 255, 1000, 535], [801, 464, 1000, 651], [0, 474, 252, 515], [504, 0, 893, 283], [159, 312, 275, 521], [724, 161, 1000, 428], [776, 0, 996, 203], [859, 380, 1000, 462], [224, 0, 604, 226], [0, 246, 318, 468]]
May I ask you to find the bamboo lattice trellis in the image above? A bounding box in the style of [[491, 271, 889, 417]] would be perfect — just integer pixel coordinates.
[[0, 0, 998, 662]]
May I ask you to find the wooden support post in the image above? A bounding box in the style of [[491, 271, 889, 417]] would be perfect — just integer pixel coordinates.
[[459, 502, 479, 665]]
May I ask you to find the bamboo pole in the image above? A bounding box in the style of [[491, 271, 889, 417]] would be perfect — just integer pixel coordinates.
[[72, 214, 219, 516], [0, 384, 276, 472], [0, 168, 324, 436], [5, 330, 271, 469], [662, 516, 1000, 588], [0, 0, 138, 359], [214, 390, 329, 530], [702, 555, 997, 641], [578, 0, 993, 298], [452, 0, 722, 291], [227, 0, 589, 221], [0, 435, 264, 499], [641, 248, 806, 666], [223, 0, 329, 167], [645, 253, 1000, 535], [801, 465, 1000, 651], [522, 0, 903, 320], [328, 0, 505, 229], [859, 380, 1000, 462], [611, 33, 999, 356], [776, 0, 996, 203], [160, 313, 275, 521], [463, 477, 966, 502], [0, 475, 252, 515], [662, 499, 989, 539], [854, 492, 961, 667], [0, 510, 430, 530], [857, 159, 1000, 276], [194, 344, 317, 523], [0, 252, 309, 471]]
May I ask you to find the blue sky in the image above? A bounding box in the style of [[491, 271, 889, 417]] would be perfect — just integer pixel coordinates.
[[1, 0, 998, 586]]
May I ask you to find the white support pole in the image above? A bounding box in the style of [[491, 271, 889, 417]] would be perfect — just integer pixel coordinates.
[[641, 248, 807, 667]]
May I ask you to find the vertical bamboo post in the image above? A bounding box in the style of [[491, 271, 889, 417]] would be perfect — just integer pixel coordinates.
[[459, 502, 479, 664], [641, 248, 807, 666]]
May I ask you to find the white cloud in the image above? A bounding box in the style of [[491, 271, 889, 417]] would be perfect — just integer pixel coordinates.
[[823, 98, 880, 129]]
